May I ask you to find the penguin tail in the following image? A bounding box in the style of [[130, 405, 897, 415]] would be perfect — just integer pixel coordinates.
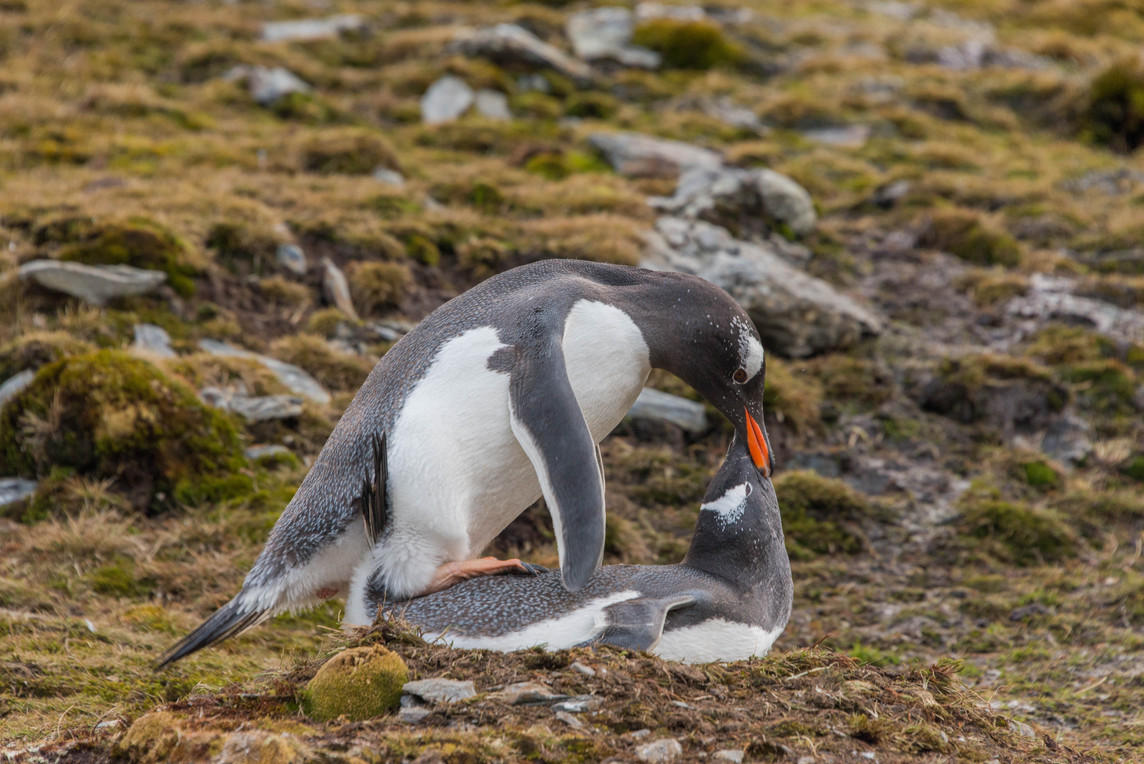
[[155, 596, 271, 669]]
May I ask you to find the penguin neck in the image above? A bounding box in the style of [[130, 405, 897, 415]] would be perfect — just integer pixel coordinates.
[[683, 477, 789, 596], [608, 276, 705, 376]]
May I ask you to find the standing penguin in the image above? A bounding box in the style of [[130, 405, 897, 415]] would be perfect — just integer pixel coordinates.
[[379, 435, 793, 663], [159, 259, 773, 666]]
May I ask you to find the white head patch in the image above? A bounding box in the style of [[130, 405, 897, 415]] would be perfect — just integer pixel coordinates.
[[731, 317, 764, 381], [700, 482, 751, 526]]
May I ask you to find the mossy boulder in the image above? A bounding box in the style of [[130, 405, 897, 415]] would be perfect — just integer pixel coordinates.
[[0, 331, 94, 380], [301, 129, 400, 175], [953, 499, 1077, 566], [774, 471, 876, 560], [1083, 59, 1144, 153], [631, 19, 744, 70], [301, 645, 408, 722], [348, 261, 411, 317], [919, 209, 1021, 267], [116, 711, 182, 763], [52, 217, 199, 297], [918, 354, 1067, 429], [0, 350, 248, 512]]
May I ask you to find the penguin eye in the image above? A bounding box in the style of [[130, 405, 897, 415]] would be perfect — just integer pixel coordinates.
[[733, 368, 748, 384]]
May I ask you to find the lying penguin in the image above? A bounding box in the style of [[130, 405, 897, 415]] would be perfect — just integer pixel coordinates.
[[159, 259, 774, 667], [378, 436, 793, 663]]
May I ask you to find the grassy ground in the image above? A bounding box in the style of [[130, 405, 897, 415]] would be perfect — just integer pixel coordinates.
[[2, 0, 1143, 760]]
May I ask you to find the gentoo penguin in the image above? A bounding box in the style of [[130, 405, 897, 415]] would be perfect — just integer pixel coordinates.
[[158, 259, 773, 667], [379, 436, 793, 663]]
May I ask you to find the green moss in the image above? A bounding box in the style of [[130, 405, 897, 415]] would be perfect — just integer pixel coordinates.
[[205, 221, 279, 274], [564, 92, 620, 119], [1083, 60, 1144, 153], [348, 261, 411, 316], [270, 91, 341, 124], [524, 149, 610, 181], [957, 269, 1029, 307], [1121, 454, 1144, 482], [631, 19, 744, 70], [774, 471, 875, 560], [763, 358, 823, 434], [305, 307, 352, 337], [808, 356, 892, 409], [301, 645, 408, 722], [1060, 359, 1137, 415], [55, 217, 199, 297], [955, 499, 1077, 566], [268, 334, 373, 392], [921, 354, 1067, 424], [1021, 460, 1060, 490], [0, 350, 247, 513], [920, 209, 1021, 267], [301, 130, 400, 175], [89, 556, 152, 597], [849, 642, 900, 667], [116, 711, 181, 763], [404, 233, 440, 266], [0, 331, 94, 380], [1023, 325, 1116, 366]]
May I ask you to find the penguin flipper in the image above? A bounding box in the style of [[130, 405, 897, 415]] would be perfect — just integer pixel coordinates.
[[507, 339, 606, 592], [155, 597, 272, 669], [594, 594, 697, 652], [360, 432, 388, 548]]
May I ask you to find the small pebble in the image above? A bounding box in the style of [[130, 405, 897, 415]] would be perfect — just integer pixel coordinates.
[[570, 661, 596, 677], [555, 710, 584, 729], [636, 738, 682, 763]]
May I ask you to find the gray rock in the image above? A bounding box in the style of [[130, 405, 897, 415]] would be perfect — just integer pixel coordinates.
[[227, 393, 305, 421], [1041, 412, 1093, 466], [566, 7, 661, 69], [712, 750, 744, 763], [628, 388, 708, 433], [636, 2, 706, 21], [1061, 167, 1144, 195], [261, 15, 364, 43], [474, 89, 512, 120], [275, 243, 307, 275], [397, 705, 432, 723], [454, 24, 593, 83], [244, 444, 293, 461], [489, 681, 569, 706], [1008, 274, 1144, 345], [644, 218, 882, 357], [552, 696, 601, 713], [700, 98, 764, 132], [0, 370, 35, 409], [198, 339, 331, 405], [372, 168, 406, 187], [636, 738, 683, 763], [570, 661, 596, 677], [402, 678, 477, 704], [800, 124, 871, 148], [132, 323, 175, 358], [588, 132, 721, 179], [321, 257, 359, 320], [242, 66, 311, 105], [0, 477, 37, 507], [872, 179, 911, 208], [18, 260, 166, 305], [650, 165, 817, 237], [555, 710, 585, 729], [421, 75, 475, 124]]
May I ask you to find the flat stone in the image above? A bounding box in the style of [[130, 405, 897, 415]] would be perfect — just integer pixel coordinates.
[[650, 165, 817, 238], [636, 2, 706, 21], [570, 661, 596, 677], [198, 339, 331, 404], [712, 750, 744, 763], [566, 7, 661, 69], [18, 260, 166, 305], [244, 444, 292, 461], [372, 168, 406, 187], [132, 323, 175, 358], [700, 98, 764, 132], [202, 389, 304, 421], [489, 681, 570, 706], [397, 705, 432, 723], [455, 23, 594, 83], [1008, 274, 1144, 345], [474, 89, 512, 120], [552, 696, 601, 713], [588, 132, 721, 179], [555, 710, 585, 729], [421, 75, 474, 124], [636, 738, 682, 763], [276, 243, 307, 276], [261, 15, 364, 43], [800, 124, 871, 148], [242, 66, 311, 105], [1040, 412, 1093, 466], [321, 257, 359, 320], [628, 388, 708, 433], [0, 369, 36, 409], [402, 678, 477, 704], [644, 218, 882, 357], [0, 477, 37, 507]]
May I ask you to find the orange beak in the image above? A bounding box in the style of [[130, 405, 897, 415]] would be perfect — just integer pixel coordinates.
[[744, 406, 771, 477]]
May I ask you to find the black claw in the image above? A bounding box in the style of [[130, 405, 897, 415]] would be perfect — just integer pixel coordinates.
[[516, 562, 549, 577]]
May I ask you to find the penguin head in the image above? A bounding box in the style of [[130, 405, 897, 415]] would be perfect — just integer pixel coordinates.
[[642, 275, 774, 478]]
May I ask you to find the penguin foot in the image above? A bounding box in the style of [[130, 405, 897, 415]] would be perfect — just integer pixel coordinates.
[[514, 562, 549, 577], [424, 557, 532, 594]]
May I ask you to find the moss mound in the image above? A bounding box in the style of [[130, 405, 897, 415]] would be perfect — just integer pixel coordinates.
[[774, 471, 875, 559], [919, 209, 1021, 267], [0, 350, 248, 512], [763, 358, 823, 434], [631, 19, 744, 70], [54, 217, 199, 297], [301, 645, 408, 722], [301, 129, 400, 175], [115, 710, 181, 764], [1060, 359, 1138, 416], [348, 260, 411, 317], [1083, 60, 1144, 153], [919, 354, 1067, 426], [0, 331, 94, 380], [954, 499, 1077, 566]]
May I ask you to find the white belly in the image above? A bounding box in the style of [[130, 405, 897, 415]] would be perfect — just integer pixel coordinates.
[[653, 619, 784, 663]]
